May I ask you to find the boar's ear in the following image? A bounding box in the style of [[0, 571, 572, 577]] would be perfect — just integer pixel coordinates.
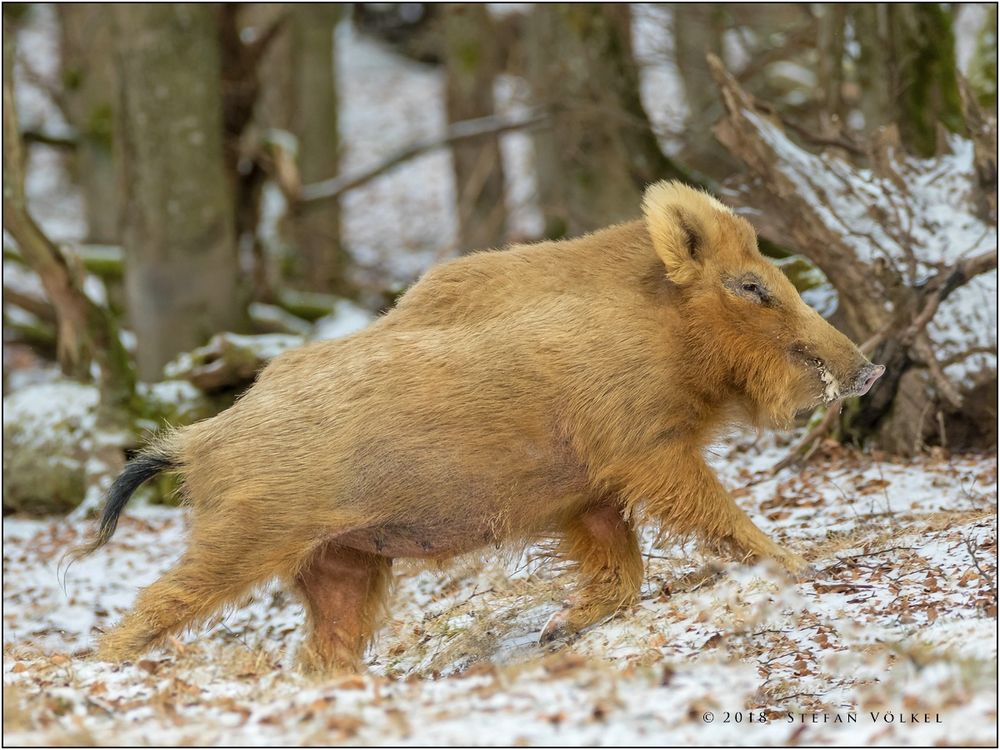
[[642, 181, 730, 284]]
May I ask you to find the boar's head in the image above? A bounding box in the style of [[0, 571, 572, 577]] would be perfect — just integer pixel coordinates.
[[642, 181, 884, 426]]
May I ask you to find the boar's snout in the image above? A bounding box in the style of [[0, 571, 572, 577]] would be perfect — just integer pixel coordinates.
[[798, 308, 886, 404], [852, 362, 885, 397]]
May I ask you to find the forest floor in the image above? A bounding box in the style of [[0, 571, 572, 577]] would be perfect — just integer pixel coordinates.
[[3, 433, 997, 746]]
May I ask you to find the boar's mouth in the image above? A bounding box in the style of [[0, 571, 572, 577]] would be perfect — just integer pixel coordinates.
[[788, 346, 841, 404], [814, 360, 843, 402]]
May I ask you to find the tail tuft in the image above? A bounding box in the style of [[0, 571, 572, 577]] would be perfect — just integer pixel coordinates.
[[67, 454, 175, 562]]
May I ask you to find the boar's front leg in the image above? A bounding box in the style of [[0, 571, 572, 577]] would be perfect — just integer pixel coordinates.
[[293, 543, 393, 674], [631, 448, 809, 576], [539, 502, 643, 643]]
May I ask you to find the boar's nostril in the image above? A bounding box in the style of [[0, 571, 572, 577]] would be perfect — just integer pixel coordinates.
[[856, 364, 886, 396]]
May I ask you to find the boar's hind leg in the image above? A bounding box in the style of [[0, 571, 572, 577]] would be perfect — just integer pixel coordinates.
[[539, 503, 643, 643], [97, 545, 270, 663], [294, 543, 392, 674]]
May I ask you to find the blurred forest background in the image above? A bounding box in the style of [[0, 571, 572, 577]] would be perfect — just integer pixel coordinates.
[[2, 3, 997, 516]]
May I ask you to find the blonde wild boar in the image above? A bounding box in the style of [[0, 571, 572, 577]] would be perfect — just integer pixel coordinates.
[[73, 181, 884, 673]]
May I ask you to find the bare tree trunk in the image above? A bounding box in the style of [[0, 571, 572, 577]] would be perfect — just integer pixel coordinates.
[[218, 5, 286, 307], [966, 4, 997, 110], [851, 4, 965, 156], [671, 4, 734, 180], [443, 3, 507, 252], [3, 25, 135, 412], [288, 4, 346, 294], [674, 5, 820, 176], [851, 5, 892, 137], [57, 5, 118, 244], [112, 5, 245, 381], [526, 4, 690, 238], [247, 4, 294, 132], [238, 3, 292, 302], [816, 4, 846, 133], [887, 4, 965, 157], [524, 8, 569, 240]]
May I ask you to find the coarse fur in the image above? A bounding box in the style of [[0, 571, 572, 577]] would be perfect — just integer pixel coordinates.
[[74, 181, 881, 673]]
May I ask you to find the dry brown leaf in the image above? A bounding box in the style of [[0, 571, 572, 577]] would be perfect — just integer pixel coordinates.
[[334, 674, 367, 691]]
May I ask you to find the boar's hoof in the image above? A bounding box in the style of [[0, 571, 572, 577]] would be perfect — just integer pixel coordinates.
[[539, 600, 608, 644], [795, 562, 819, 580], [539, 606, 578, 644], [297, 645, 363, 677], [775, 551, 815, 580]]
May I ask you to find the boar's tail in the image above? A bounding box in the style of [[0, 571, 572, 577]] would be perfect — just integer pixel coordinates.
[[66, 452, 176, 564]]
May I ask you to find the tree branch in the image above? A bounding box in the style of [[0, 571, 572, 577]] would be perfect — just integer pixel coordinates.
[[22, 127, 79, 150], [912, 334, 963, 409], [940, 345, 997, 367], [298, 108, 548, 205], [244, 12, 288, 70], [2, 284, 56, 322], [902, 248, 998, 346]]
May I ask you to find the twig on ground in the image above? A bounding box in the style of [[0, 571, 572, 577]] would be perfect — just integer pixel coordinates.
[[757, 650, 798, 667], [963, 535, 989, 581], [774, 690, 827, 703], [817, 546, 918, 573], [219, 623, 253, 652]]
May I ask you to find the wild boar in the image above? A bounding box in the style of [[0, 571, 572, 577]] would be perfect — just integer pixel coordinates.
[[73, 181, 884, 672]]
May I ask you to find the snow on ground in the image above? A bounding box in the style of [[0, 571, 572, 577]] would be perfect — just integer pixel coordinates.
[[3, 435, 996, 746]]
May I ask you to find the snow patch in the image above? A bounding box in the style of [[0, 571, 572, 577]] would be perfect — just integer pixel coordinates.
[[311, 300, 375, 341]]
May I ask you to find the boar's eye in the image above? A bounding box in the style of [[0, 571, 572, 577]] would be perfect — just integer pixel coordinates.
[[739, 276, 770, 304], [724, 273, 773, 305]]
